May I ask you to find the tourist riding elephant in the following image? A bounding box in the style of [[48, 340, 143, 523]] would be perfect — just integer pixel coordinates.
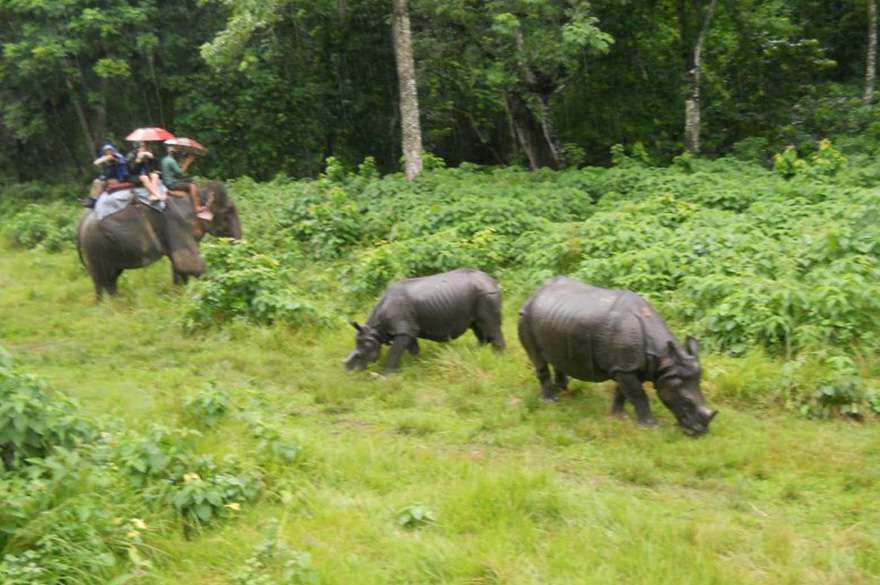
[[76, 181, 241, 299]]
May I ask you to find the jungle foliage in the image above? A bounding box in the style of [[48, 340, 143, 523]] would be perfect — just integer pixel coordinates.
[[2, 0, 880, 180]]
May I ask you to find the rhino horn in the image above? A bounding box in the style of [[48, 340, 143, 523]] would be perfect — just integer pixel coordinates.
[[698, 405, 717, 424]]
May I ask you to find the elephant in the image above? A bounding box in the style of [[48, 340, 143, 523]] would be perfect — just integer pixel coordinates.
[[76, 181, 241, 299]]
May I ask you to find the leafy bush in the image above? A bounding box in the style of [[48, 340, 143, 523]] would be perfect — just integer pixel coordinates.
[[397, 504, 437, 529], [276, 184, 364, 260], [773, 139, 847, 180], [182, 240, 329, 331], [2, 201, 76, 252], [170, 457, 261, 530], [113, 424, 262, 530], [0, 358, 93, 470], [798, 356, 879, 420], [184, 382, 231, 428], [222, 159, 879, 359], [232, 520, 317, 585]]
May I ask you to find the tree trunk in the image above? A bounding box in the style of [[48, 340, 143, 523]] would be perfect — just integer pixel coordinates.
[[63, 74, 96, 160], [505, 92, 558, 170], [94, 76, 108, 146], [684, 0, 718, 155], [514, 29, 562, 169], [537, 94, 564, 168], [391, 0, 423, 181], [866, 0, 877, 105]]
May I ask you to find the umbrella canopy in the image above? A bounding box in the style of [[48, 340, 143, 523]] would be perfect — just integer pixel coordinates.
[[126, 127, 175, 142], [164, 137, 208, 155]]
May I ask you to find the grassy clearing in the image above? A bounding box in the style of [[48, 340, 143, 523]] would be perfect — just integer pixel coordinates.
[[1, 244, 878, 584]]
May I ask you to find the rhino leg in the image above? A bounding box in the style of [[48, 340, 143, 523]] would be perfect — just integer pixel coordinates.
[[408, 338, 420, 356], [474, 293, 505, 351], [172, 266, 189, 286], [554, 370, 569, 391], [537, 364, 558, 401], [383, 334, 413, 375], [518, 316, 555, 400], [611, 385, 627, 418], [615, 373, 657, 427], [470, 324, 487, 345]]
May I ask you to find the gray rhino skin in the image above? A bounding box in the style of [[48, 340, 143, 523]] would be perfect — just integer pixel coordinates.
[[77, 182, 241, 299], [345, 268, 505, 374], [518, 276, 717, 436]]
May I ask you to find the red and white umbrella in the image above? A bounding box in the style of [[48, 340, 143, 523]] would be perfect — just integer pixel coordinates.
[[164, 137, 208, 155], [126, 127, 175, 142]]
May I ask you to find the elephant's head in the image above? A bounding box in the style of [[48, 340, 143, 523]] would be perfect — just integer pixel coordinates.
[[201, 182, 242, 240]]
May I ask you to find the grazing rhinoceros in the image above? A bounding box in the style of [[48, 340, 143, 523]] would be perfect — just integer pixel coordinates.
[[518, 276, 717, 436], [345, 269, 505, 374]]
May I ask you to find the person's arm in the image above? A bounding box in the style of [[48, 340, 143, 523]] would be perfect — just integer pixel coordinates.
[[93, 154, 113, 167], [180, 154, 195, 173]]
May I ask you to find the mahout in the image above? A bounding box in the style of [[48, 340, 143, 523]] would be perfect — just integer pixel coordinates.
[[518, 276, 717, 436], [76, 181, 241, 299], [345, 268, 505, 375]]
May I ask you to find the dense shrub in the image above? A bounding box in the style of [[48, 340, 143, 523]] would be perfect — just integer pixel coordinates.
[[217, 156, 880, 358], [181, 239, 329, 331], [2, 201, 76, 252], [0, 356, 93, 470]]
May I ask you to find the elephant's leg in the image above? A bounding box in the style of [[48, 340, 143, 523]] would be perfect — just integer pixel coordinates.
[[408, 338, 420, 356], [97, 268, 122, 299], [614, 373, 656, 427], [611, 385, 627, 418]]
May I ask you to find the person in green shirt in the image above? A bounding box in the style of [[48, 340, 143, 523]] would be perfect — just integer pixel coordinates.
[[160, 146, 206, 215]]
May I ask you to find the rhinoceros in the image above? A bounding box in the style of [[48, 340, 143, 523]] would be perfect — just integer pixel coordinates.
[[345, 269, 505, 374], [518, 277, 717, 436]]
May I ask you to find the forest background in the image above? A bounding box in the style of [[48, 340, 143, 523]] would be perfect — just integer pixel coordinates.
[[2, 0, 880, 181], [2, 2, 880, 583]]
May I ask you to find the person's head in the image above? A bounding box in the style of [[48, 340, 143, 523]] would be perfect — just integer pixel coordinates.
[[98, 143, 116, 157]]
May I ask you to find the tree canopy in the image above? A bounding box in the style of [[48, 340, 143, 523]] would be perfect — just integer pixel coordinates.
[[0, 0, 877, 181]]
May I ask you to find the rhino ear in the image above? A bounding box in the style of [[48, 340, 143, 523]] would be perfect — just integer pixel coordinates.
[[666, 340, 684, 363], [350, 320, 363, 333], [685, 336, 700, 357]]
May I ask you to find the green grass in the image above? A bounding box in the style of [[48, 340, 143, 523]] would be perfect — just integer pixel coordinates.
[[1, 244, 878, 584]]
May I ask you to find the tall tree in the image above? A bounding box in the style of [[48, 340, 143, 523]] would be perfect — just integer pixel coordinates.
[[415, 0, 611, 169], [391, 0, 423, 180], [682, 0, 719, 154], [866, 0, 877, 104]]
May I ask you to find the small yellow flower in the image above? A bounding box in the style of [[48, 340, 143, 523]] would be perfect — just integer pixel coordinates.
[[132, 518, 147, 530], [126, 530, 140, 539], [224, 502, 241, 511], [183, 473, 201, 483]]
